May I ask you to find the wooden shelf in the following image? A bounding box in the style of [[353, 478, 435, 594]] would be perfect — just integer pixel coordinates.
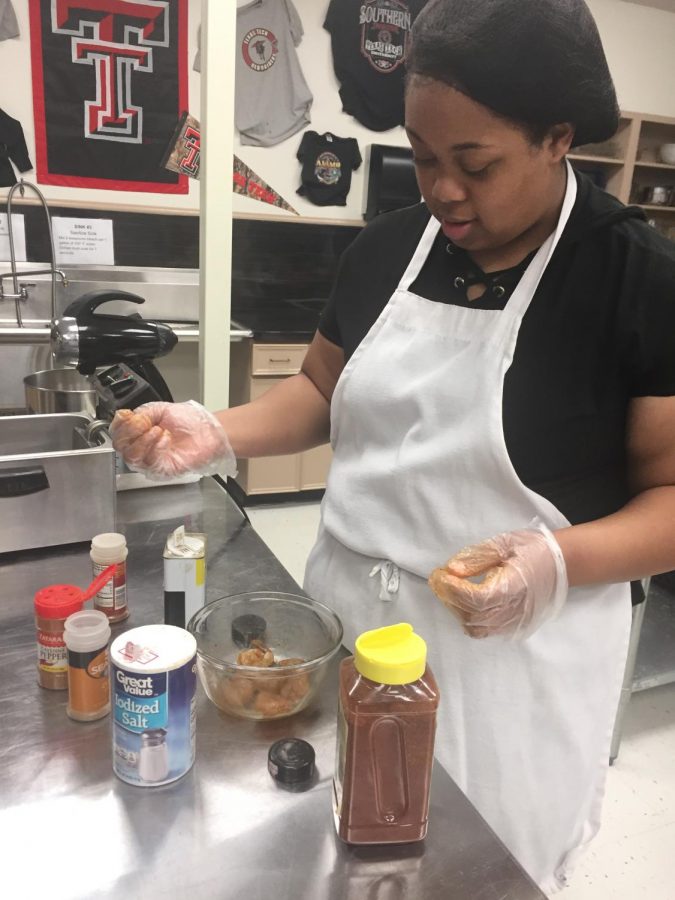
[[3, 196, 199, 216], [634, 160, 675, 171], [232, 210, 364, 228], [639, 204, 675, 213], [574, 112, 675, 242], [568, 154, 625, 165]]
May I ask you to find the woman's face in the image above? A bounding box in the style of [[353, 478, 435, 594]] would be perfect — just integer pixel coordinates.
[[405, 78, 573, 256]]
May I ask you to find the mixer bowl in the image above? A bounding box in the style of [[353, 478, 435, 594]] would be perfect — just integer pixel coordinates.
[[24, 368, 97, 416]]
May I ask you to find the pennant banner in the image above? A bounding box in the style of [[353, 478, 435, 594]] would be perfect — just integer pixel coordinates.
[[162, 112, 299, 214], [233, 156, 299, 215], [162, 111, 201, 179], [29, 0, 188, 193]]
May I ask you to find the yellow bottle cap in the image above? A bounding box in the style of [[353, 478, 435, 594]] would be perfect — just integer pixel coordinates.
[[354, 623, 427, 685]]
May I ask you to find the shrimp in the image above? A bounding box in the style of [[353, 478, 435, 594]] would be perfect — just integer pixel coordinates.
[[236, 646, 275, 667], [253, 690, 294, 717], [278, 658, 310, 703], [110, 408, 154, 450], [219, 675, 256, 710]]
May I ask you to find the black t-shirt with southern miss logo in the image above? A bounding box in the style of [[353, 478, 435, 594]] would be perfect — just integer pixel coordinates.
[[324, 0, 427, 131], [297, 131, 362, 206]]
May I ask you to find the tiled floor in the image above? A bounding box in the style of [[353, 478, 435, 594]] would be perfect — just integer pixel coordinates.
[[248, 500, 675, 899]]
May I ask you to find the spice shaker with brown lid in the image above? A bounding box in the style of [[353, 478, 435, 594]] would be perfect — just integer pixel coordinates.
[[333, 623, 439, 844], [91, 533, 129, 623]]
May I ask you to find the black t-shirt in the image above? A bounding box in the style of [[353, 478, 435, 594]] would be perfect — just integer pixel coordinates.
[[0, 109, 32, 187], [319, 173, 675, 573], [324, 0, 427, 131], [296, 131, 362, 207]]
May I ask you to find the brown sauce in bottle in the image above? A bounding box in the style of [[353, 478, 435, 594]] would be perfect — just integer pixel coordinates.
[[333, 626, 439, 844]]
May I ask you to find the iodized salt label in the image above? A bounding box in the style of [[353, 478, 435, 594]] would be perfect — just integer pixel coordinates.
[[110, 624, 197, 787]]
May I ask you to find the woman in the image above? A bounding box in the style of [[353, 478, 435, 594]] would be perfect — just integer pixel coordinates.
[[112, 0, 675, 891]]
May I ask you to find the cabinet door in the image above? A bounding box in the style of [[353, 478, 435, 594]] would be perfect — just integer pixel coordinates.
[[243, 377, 301, 494], [300, 443, 332, 490]]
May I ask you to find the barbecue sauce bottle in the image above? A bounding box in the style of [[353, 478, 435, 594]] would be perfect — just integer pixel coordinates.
[[333, 623, 439, 844]]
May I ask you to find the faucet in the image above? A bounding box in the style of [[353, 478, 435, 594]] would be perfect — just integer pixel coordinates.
[[0, 179, 67, 328]]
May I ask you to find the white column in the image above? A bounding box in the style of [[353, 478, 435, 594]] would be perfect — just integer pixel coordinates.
[[199, 0, 236, 411]]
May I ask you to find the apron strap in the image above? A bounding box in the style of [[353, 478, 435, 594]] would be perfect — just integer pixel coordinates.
[[504, 159, 578, 321], [398, 212, 441, 292]]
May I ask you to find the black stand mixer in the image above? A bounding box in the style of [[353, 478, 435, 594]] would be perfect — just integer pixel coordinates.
[[50, 289, 178, 418]]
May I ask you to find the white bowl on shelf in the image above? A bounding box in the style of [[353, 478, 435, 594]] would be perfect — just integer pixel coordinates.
[[658, 144, 675, 165]]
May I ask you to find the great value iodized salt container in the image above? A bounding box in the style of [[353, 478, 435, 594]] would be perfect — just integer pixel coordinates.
[[110, 624, 197, 787]]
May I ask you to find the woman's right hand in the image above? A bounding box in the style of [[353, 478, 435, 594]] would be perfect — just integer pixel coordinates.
[[110, 400, 237, 481]]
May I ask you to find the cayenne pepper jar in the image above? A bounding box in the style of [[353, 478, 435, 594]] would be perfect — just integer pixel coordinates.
[[34, 585, 85, 690], [333, 623, 439, 844], [34, 566, 117, 691]]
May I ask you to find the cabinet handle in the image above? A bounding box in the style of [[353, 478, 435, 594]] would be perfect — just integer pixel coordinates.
[[268, 357, 291, 363]]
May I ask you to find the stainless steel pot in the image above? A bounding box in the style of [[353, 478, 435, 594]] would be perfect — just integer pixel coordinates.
[[641, 185, 672, 206], [24, 368, 97, 416]]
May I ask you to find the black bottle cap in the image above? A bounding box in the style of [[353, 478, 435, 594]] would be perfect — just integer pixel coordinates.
[[268, 738, 315, 787], [231, 613, 267, 648]]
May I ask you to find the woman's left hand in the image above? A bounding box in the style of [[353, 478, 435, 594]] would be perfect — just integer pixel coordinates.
[[428, 524, 568, 639]]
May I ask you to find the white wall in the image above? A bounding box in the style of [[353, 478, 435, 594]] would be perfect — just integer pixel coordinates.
[[1, 0, 674, 222], [589, 0, 675, 116]]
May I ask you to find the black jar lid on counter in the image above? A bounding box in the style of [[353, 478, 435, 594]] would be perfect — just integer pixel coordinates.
[[268, 738, 316, 789], [231, 613, 267, 648]]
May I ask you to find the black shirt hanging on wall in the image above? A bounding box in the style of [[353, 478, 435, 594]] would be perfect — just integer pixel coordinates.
[[324, 0, 427, 131], [297, 131, 362, 206], [0, 109, 32, 187]]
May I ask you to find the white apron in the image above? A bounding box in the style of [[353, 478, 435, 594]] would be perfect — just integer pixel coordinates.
[[305, 162, 632, 894]]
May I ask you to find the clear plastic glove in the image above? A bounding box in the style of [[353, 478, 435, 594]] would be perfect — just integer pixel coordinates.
[[110, 400, 237, 481], [428, 523, 568, 639]]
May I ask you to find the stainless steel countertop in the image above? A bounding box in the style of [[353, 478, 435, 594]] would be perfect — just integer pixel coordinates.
[[0, 478, 545, 900]]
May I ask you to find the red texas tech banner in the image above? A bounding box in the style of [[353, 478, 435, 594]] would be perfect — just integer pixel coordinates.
[[29, 0, 188, 193]]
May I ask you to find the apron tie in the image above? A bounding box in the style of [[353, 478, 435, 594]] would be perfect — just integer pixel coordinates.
[[369, 560, 400, 601]]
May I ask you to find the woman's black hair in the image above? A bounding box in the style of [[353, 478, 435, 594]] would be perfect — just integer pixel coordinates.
[[407, 0, 620, 147]]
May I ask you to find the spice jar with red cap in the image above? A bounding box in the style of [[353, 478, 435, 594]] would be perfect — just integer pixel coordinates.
[[34, 566, 116, 691]]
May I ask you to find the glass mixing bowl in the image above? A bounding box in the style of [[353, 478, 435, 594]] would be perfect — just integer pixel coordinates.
[[188, 591, 343, 720]]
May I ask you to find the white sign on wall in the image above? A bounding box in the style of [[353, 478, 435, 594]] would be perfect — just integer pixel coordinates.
[[0, 214, 27, 262], [53, 217, 115, 265]]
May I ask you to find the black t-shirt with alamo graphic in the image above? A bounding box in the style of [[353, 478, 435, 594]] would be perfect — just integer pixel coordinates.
[[324, 0, 428, 131], [297, 131, 362, 206]]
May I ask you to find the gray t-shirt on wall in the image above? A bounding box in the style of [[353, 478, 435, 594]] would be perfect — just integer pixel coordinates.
[[0, 0, 19, 41], [234, 0, 312, 147]]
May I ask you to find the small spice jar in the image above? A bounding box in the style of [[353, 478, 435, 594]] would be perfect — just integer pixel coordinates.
[[64, 609, 111, 721], [91, 533, 129, 623], [34, 586, 85, 690]]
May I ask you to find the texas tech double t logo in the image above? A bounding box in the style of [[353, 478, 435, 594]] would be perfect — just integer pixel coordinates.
[[51, 0, 169, 143]]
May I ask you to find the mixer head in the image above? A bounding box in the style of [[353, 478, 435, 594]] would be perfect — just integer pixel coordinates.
[[50, 289, 177, 375]]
